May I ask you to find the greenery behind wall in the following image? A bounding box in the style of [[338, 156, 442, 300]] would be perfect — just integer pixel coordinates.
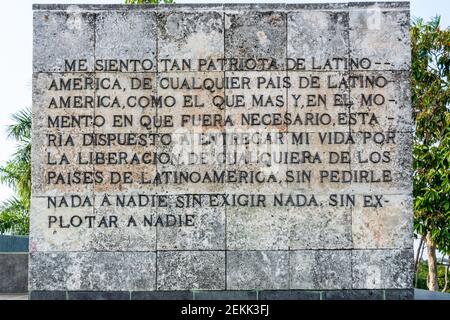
[[0, 0, 448, 292]]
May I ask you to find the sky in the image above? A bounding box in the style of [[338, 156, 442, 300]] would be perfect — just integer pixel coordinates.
[[0, 1, 448, 257]]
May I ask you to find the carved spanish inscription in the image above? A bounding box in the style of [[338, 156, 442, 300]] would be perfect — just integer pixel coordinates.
[[30, 3, 413, 294]]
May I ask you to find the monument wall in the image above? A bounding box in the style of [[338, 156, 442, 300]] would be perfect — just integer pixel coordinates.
[[30, 2, 413, 300]]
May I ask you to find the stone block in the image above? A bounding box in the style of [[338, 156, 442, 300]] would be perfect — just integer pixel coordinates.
[[227, 251, 289, 290], [157, 194, 225, 250], [157, 251, 225, 290], [157, 11, 224, 72], [227, 205, 289, 250], [349, 6, 410, 70], [29, 195, 95, 252], [96, 11, 157, 72], [290, 250, 352, 289], [91, 193, 158, 251], [287, 71, 350, 133], [0, 254, 28, 293], [31, 131, 94, 197], [32, 72, 95, 131], [29, 252, 156, 291], [349, 71, 412, 132], [288, 11, 349, 70], [289, 195, 352, 249], [352, 249, 414, 289], [350, 131, 413, 194], [352, 194, 413, 249], [384, 289, 414, 300], [33, 9, 95, 72], [225, 11, 286, 70]]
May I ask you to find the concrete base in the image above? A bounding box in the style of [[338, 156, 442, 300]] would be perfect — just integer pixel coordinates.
[[29, 289, 416, 300], [6, 289, 450, 300]]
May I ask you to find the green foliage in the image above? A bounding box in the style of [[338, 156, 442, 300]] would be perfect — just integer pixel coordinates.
[[0, 108, 32, 235], [0, 197, 29, 235], [125, 0, 174, 4], [411, 17, 450, 255], [416, 260, 449, 293]]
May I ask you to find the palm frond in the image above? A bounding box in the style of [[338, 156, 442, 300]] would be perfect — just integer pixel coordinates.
[[7, 108, 31, 142]]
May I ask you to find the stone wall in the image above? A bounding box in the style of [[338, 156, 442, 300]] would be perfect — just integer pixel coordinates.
[[30, 3, 413, 299]]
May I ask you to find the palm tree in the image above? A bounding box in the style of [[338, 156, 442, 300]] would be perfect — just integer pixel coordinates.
[[0, 108, 31, 235]]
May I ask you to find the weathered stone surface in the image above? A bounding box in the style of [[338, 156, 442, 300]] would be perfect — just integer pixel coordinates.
[[288, 11, 349, 70], [289, 195, 352, 249], [349, 6, 410, 70], [352, 249, 414, 289], [227, 251, 289, 290], [225, 140, 289, 194], [29, 252, 156, 291], [225, 71, 288, 132], [286, 133, 352, 194], [225, 11, 286, 69], [158, 11, 224, 71], [33, 9, 94, 72], [350, 131, 413, 194], [352, 194, 413, 249], [157, 251, 225, 290], [92, 72, 158, 134], [29, 195, 94, 252], [287, 71, 350, 133], [157, 195, 225, 250], [31, 3, 413, 296], [227, 205, 289, 250], [29, 291, 67, 300], [96, 11, 157, 71], [290, 250, 352, 289], [156, 132, 226, 194], [68, 291, 130, 300], [349, 71, 412, 132]]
